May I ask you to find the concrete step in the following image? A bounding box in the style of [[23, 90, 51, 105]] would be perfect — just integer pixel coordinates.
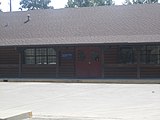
[[0, 110, 32, 120]]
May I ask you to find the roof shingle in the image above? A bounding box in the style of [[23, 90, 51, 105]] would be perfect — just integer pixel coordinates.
[[0, 4, 160, 46]]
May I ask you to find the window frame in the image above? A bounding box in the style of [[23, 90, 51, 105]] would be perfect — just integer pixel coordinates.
[[24, 47, 56, 65], [140, 45, 160, 65], [119, 46, 137, 64], [24, 48, 36, 64]]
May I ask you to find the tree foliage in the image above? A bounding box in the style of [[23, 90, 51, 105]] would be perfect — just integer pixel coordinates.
[[123, 0, 158, 5], [20, 0, 53, 10], [0, 2, 2, 12], [66, 0, 114, 8]]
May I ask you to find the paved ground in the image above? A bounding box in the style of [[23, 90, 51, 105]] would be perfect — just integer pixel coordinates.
[[26, 116, 108, 120], [0, 82, 160, 120], [1, 78, 160, 83]]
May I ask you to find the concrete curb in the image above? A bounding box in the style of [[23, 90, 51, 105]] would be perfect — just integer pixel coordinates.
[[0, 111, 32, 120], [0, 78, 160, 84]]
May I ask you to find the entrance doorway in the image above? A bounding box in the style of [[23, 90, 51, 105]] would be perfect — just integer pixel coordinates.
[[76, 47, 101, 78]]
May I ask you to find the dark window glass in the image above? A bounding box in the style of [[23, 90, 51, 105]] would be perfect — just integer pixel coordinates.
[[119, 47, 136, 64], [48, 48, 56, 55], [77, 50, 85, 61], [36, 48, 47, 56], [91, 51, 99, 62], [24, 49, 35, 64], [48, 56, 56, 64], [140, 46, 146, 64], [140, 46, 160, 64], [140, 54, 147, 64], [25, 56, 35, 64], [25, 49, 35, 56], [24, 48, 56, 64], [48, 48, 56, 64], [36, 56, 47, 64]]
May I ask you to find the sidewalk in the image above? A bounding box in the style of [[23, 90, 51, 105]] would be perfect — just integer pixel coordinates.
[[1, 78, 160, 84], [0, 83, 160, 120]]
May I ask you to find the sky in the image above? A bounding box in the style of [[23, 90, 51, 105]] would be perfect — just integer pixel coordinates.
[[0, 0, 124, 12]]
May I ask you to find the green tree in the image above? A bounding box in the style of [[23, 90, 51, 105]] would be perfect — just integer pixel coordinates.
[[93, 0, 114, 6], [123, 0, 158, 5], [0, 2, 2, 12], [66, 0, 114, 8], [133, 0, 158, 4], [20, 0, 53, 10]]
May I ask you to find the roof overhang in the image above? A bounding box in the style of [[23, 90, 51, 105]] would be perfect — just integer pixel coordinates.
[[1, 34, 160, 47]]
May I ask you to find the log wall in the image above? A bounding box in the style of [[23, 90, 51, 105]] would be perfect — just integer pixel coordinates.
[[0, 47, 19, 77], [103, 46, 137, 78], [0, 47, 19, 64], [140, 65, 160, 78], [21, 64, 57, 78], [58, 47, 75, 78], [0, 46, 160, 78]]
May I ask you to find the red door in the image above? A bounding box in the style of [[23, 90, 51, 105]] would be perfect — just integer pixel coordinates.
[[76, 47, 101, 78]]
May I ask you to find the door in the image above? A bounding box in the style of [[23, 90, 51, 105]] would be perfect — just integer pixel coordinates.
[[76, 47, 101, 78]]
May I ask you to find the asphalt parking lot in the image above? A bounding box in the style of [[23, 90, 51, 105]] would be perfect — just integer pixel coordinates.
[[0, 82, 160, 120]]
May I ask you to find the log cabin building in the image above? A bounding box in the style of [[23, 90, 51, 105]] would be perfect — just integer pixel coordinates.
[[0, 4, 160, 79]]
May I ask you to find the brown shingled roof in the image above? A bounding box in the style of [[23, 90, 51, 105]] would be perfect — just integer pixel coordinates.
[[0, 4, 160, 46]]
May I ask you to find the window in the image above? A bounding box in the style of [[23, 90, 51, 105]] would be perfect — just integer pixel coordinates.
[[140, 46, 160, 64], [48, 48, 56, 64], [77, 50, 85, 61], [119, 46, 137, 64], [91, 51, 100, 62], [24, 48, 56, 64], [24, 49, 35, 64], [36, 48, 47, 64]]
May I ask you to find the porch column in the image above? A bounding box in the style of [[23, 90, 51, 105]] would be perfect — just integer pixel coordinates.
[[56, 47, 60, 78], [136, 46, 141, 79], [18, 52, 22, 78], [101, 46, 105, 78], [16, 47, 22, 78]]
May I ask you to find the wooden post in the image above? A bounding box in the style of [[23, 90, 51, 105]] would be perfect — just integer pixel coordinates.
[[101, 45, 105, 78], [18, 48, 22, 78], [56, 47, 59, 78], [74, 46, 76, 78], [137, 46, 141, 79]]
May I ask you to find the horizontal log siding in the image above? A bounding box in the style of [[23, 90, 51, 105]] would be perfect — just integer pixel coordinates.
[[0, 64, 19, 77], [21, 64, 57, 78], [103, 46, 137, 78], [58, 47, 75, 78], [104, 46, 118, 64], [0, 47, 19, 77], [104, 64, 137, 78], [0, 47, 19, 64], [140, 65, 160, 78]]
